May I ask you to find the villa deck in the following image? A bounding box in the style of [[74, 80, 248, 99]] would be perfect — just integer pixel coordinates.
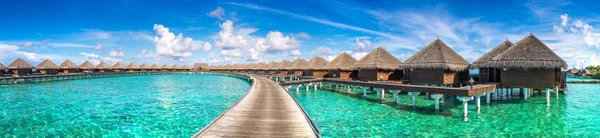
[[279, 77, 499, 97], [193, 75, 320, 138]]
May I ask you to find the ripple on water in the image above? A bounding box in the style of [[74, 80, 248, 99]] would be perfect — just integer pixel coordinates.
[[292, 84, 600, 137], [0, 74, 251, 137]]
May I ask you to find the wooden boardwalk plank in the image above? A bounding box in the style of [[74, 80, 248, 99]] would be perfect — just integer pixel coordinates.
[[193, 75, 319, 138]]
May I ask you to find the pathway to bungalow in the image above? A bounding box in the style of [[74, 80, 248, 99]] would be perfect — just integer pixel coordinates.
[[193, 75, 319, 138]]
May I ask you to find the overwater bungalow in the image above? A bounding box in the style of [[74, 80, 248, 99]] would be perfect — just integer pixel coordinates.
[[486, 34, 567, 92], [238, 64, 247, 73], [172, 64, 180, 72], [354, 47, 403, 81], [208, 65, 215, 72], [567, 68, 579, 76], [112, 62, 126, 72], [161, 64, 170, 72], [193, 63, 209, 72], [80, 60, 96, 73], [36, 59, 60, 75], [402, 39, 470, 85], [277, 60, 292, 75], [181, 65, 191, 72], [266, 61, 279, 74], [151, 63, 160, 72], [127, 62, 139, 72], [324, 53, 358, 80], [471, 40, 514, 83], [96, 62, 112, 72], [215, 65, 224, 72], [59, 59, 79, 74], [0, 63, 6, 75], [304, 56, 329, 78], [139, 63, 150, 72], [256, 62, 268, 74], [246, 63, 257, 73], [287, 58, 308, 76], [8, 58, 34, 76]]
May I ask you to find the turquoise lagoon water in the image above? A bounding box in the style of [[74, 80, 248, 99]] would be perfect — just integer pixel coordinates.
[[0, 74, 251, 137], [292, 84, 600, 137]]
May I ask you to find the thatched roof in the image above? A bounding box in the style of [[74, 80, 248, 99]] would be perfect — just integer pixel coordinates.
[[401, 39, 470, 71], [216, 65, 224, 69], [181, 65, 190, 69], [277, 60, 292, 70], [193, 63, 209, 68], [59, 59, 79, 69], [306, 56, 329, 70], [209, 65, 215, 69], [127, 62, 139, 69], [239, 64, 247, 69], [569, 68, 579, 74], [0, 63, 5, 69], [172, 64, 179, 69], [471, 40, 514, 69], [8, 58, 34, 69], [488, 34, 568, 70], [96, 62, 112, 69], [139, 63, 150, 69], [112, 62, 126, 69], [325, 53, 357, 71], [354, 47, 402, 70], [256, 62, 268, 70], [162, 64, 170, 69], [151, 63, 160, 69], [80, 61, 96, 69], [267, 61, 280, 70], [36, 59, 59, 69], [287, 58, 308, 70], [580, 69, 591, 75], [246, 63, 257, 70]]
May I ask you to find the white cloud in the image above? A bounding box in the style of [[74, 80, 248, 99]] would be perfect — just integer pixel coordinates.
[[560, 14, 569, 26], [109, 48, 125, 57], [153, 24, 209, 60], [94, 44, 103, 50], [41, 39, 50, 45], [553, 25, 565, 34], [220, 49, 242, 58], [0, 44, 64, 63], [316, 46, 333, 55], [290, 49, 301, 56], [354, 38, 371, 52], [207, 7, 225, 20], [351, 51, 368, 60], [80, 52, 121, 65], [295, 32, 311, 39], [229, 2, 402, 40], [202, 42, 212, 52], [265, 31, 299, 52], [20, 42, 33, 47], [215, 20, 249, 49]]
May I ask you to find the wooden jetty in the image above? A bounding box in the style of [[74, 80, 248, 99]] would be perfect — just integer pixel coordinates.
[[193, 75, 320, 138]]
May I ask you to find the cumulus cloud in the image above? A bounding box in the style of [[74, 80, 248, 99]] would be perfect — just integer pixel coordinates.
[[354, 37, 372, 52], [109, 48, 125, 57], [290, 49, 301, 56], [41, 39, 51, 45], [0, 44, 64, 63], [220, 49, 242, 58], [207, 7, 225, 20], [295, 32, 311, 39], [316, 46, 333, 55], [80, 52, 121, 64], [20, 42, 33, 47], [265, 31, 299, 52], [215, 20, 249, 49], [153, 24, 210, 60], [560, 14, 569, 27]]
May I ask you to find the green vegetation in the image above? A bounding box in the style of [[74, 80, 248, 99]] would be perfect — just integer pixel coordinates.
[[585, 65, 600, 79]]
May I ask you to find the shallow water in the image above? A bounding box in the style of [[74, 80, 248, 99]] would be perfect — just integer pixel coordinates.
[[0, 74, 251, 137], [292, 84, 600, 137]]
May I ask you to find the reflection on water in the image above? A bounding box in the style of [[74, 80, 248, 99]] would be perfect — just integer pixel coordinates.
[[0, 74, 251, 137], [293, 84, 598, 137]]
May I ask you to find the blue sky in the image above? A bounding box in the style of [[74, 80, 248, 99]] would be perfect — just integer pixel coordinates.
[[1, 0, 600, 69]]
